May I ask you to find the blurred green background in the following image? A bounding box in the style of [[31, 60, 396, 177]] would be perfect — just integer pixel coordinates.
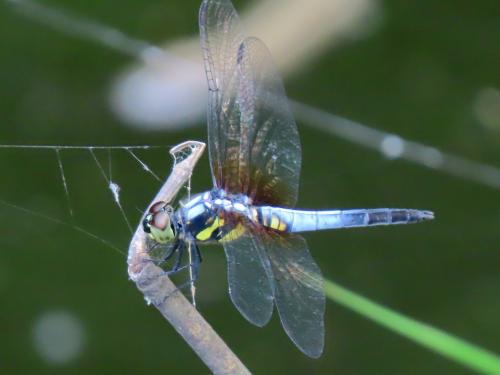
[[1, 0, 500, 374]]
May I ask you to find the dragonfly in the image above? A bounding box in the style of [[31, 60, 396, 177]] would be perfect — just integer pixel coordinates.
[[142, 0, 434, 358]]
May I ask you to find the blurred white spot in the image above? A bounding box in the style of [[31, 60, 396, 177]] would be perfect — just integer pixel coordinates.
[[110, 61, 206, 130], [474, 87, 500, 131], [110, 0, 378, 131], [33, 310, 85, 365], [421, 147, 444, 168], [342, 0, 384, 41], [101, 29, 123, 46], [380, 135, 405, 159], [139, 46, 169, 64]]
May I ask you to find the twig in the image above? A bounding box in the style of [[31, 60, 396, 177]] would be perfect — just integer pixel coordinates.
[[127, 140, 251, 375]]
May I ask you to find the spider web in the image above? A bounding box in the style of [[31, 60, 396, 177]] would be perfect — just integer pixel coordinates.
[[0, 144, 171, 258]]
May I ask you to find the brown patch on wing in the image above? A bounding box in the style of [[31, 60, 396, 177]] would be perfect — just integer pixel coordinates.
[[213, 162, 295, 207]]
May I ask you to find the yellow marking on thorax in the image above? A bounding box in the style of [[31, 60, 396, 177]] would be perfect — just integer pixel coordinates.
[[196, 217, 222, 241]]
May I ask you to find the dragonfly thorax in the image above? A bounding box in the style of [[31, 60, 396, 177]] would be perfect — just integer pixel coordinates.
[[176, 189, 254, 243]]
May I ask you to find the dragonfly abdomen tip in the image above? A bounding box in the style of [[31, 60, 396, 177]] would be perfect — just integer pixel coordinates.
[[416, 210, 435, 221]]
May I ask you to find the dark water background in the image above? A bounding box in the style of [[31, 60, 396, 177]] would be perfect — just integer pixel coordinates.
[[1, 0, 499, 374]]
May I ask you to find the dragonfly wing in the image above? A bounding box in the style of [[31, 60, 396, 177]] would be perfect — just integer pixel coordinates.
[[199, 0, 301, 207], [222, 225, 274, 326], [236, 37, 301, 207], [266, 233, 325, 358], [199, 0, 244, 189], [200, 1, 321, 354]]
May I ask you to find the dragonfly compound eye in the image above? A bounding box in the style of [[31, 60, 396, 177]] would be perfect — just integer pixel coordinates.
[[149, 201, 167, 214], [147, 211, 176, 244]]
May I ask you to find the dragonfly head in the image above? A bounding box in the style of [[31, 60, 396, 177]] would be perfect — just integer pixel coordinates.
[[143, 201, 176, 244]]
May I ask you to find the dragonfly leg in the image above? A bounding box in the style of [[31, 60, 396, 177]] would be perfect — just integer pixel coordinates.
[[160, 245, 202, 305], [195, 243, 203, 263], [163, 263, 190, 275], [162, 280, 193, 301], [156, 243, 186, 276], [158, 245, 176, 263], [172, 243, 185, 272], [158, 243, 201, 281], [147, 238, 180, 265]]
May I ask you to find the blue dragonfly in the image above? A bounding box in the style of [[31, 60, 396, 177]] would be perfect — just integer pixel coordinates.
[[142, 0, 434, 358]]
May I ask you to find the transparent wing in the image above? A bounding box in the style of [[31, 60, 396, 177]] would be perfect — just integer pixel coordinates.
[[236, 37, 301, 206], [199, 0, 301, 207], [222, 224, 274, 327], [199, 0, 244, 190], [266, 233, 325, 358], [199, 0, 320, 356]]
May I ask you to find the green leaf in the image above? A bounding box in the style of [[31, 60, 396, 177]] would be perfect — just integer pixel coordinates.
[[325, 279, 500, 375]]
